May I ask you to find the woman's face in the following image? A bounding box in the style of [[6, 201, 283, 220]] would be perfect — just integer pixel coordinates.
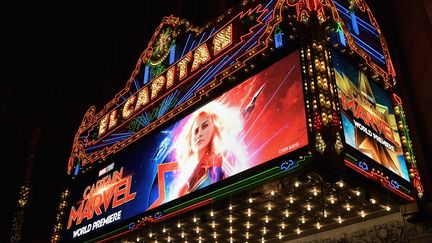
[[191, 113, 214, 154]]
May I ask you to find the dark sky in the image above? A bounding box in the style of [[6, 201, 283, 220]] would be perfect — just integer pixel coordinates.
[[2, 1, 242, 242], [2, 1, 431, 242]]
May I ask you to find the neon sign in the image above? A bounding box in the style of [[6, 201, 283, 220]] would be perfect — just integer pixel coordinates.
[[98, 24, 233, 137]]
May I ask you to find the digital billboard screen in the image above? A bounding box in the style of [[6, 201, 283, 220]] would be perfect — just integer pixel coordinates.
[[64, 51, 307, 240], [333, 51, 409, 181]]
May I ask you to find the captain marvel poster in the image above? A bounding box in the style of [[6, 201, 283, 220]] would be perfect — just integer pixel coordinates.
[[64, 51, 307, 240]]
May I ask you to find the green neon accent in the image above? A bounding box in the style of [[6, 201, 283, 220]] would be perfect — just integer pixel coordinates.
[[336, 21, 344, 32], [399, 184, 411, 193], [85, 225, 129, 243], [345, 153, 358, 162], [165, 167, 280, 213], [399, 109, 417, 168], [213, 169, 288, 200]]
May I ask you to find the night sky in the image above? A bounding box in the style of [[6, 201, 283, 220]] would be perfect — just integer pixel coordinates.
[[2, 1, 241, 242], [2, 1, 430, 242]]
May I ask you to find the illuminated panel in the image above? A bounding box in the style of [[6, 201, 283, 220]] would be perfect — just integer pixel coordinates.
[[62, 52, 307, 241], [332, 51, 409, 182]]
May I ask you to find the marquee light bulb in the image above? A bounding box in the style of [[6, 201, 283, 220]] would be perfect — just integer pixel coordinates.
[[361, 210, 365, 218], [210, 211, 214, 217], [177, 222, 181, 228], [246, 221, 250, 229], [285, 209, 289, 217], [265, 215, 269, 223], [212, 221, 215, 228], [371, 198, 376, 204], [282, 222, 285, 229], [297, 227, 301, 234], [163, 228, 166, 233], [307, 203, 311, 211], [271, 190, 275, 196], [249, 198, 253, 203], [229, 204, 233, 210], [338, 216, 342, 224], [193, 217, 197, 223], [295, 181, 299, 187], [339, 181, 344, 188], [213, 232, 217, 239], [386, 206, 391, 211], [279, 232, 282, 239], [289, 197, 294, 204], [230, 226, 233, 234], [356, 191, 360, 196], [316, 222, 321, 229]]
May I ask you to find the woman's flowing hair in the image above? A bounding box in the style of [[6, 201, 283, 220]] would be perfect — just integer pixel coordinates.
[[168, 101, 248, 199]]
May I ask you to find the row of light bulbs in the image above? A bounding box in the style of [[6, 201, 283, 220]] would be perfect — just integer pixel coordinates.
[[134, 183, 392, 242]]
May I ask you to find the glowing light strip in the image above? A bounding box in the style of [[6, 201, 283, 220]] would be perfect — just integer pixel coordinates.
[[208, 27, 217, 37], [165, 167, 280, 213], [112, 132, 133, 137], [137, 112, 152, 126], [143, 65, 150, 84], [85, 140, 116, 153], [399, 109, 416, 167], [133, 79, 140, 91], [351, 34, 385, 62], [263, 0, 275, 11], [188, 40, 196, 53], [195, 31, 207, 48], [180, 33, 192, 57], [102, 134, 131, 143], [157, 92, 178, 118], [155, 199, 213, 223], [333, 1, 378, 35], [263, 9, 274, 21]]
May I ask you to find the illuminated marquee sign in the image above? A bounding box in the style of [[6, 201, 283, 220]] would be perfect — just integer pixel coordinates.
[[66, 167, 136, 238], [63, 52, 307, 241], [68, 1, 288, 174], [97, 24, 233, 137], [333, 51, 410, 182]]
